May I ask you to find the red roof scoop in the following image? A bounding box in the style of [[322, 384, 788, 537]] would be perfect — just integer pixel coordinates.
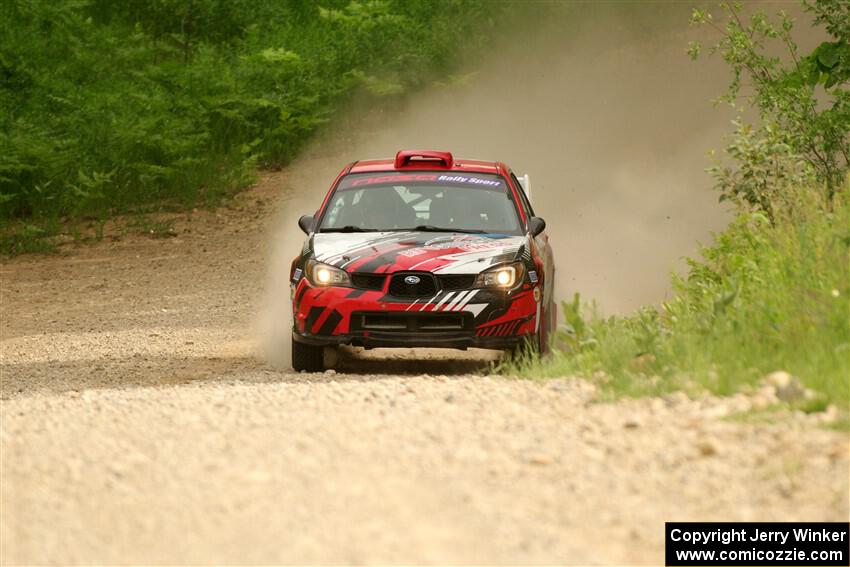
[[394, 150, 453, 169]]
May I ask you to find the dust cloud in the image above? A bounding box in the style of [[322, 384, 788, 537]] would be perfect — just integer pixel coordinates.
[[259, 3, 807, 365]]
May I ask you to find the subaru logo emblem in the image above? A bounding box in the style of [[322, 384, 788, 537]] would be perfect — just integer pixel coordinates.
[[404, 275, 421, 285]]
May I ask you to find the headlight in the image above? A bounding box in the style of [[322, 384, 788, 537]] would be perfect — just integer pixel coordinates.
[[475, 262, 524, 288], [305, 259, 351, 287]]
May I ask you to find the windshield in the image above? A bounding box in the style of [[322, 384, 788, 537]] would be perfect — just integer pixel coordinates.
[[319, 171, 522, 234]]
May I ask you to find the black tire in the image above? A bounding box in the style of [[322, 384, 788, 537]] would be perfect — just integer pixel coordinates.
[[292, 337, 324, 372]]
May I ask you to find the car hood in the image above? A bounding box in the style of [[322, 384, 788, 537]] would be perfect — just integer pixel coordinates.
[[309, 231, 526, 274]]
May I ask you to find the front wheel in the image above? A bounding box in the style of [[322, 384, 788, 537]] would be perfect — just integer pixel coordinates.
[[292, 337, 324, 372]]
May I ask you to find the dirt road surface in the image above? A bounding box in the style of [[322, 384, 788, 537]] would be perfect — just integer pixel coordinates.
[[1, 172, 847, 565]]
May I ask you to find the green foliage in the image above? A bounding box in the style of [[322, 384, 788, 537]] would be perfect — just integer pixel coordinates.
[[509, 183, 850, 406], [0, 223, 57, 255], [0, 0, 506, 250], [557, 292, 596, 353], [710, 120, 815, 220], [690, 1, 849, 206], [663, 183, 849, 403]]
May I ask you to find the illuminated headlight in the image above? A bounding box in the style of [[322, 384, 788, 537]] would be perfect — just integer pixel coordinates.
[[475, 263, 524, 288], [306, 260, 351, 287]]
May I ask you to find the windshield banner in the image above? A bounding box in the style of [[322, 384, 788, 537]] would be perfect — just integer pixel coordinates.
[[340, 172, 505, 190]]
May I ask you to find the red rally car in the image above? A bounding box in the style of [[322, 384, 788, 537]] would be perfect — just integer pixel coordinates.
[[290, 150, 555, 371]]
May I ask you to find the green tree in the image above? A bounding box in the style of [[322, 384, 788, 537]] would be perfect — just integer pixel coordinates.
[[690, 0, 849, 211]]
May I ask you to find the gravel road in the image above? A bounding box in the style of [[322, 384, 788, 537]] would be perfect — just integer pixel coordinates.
[[1, 173, 847, 565]]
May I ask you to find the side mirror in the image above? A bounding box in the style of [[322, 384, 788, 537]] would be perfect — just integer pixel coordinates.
[[298, 214, 314, 234], [528, 216, 546, 237]]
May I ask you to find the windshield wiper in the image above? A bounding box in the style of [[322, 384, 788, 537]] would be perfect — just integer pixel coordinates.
[[320, 226, 376, 233], [322, 225, 486, 234], [410, 225, 486, 234]]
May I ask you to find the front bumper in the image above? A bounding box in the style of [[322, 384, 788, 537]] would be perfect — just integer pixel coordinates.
[[291, 278, 539, 351], [292, 328, 529, 350]]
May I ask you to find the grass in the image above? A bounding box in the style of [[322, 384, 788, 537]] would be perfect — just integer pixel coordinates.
[[505, 182, 850, 411], [0, 210, 189, 255], [0, 224, 59, 256]]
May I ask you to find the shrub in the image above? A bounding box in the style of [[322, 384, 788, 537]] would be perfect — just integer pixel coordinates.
[[0, 0, 507, 252], [511, 182, 849, 405], [690, 1, 848, 204]]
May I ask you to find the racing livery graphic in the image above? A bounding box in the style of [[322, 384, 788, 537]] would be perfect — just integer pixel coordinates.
[[289, 150, 555, 371]]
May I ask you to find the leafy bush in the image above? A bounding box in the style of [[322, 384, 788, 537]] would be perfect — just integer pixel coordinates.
[[511, 183, 849, 405], [0, 0, 506, 251], [690, 1, 849, 208]]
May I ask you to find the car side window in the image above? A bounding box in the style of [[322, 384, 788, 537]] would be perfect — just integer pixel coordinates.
[[510, 171, 535, 219]]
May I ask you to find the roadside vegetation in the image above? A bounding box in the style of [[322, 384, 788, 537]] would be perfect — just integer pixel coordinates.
[[0, 0, 508, 254], [511, 1, 850, 410]]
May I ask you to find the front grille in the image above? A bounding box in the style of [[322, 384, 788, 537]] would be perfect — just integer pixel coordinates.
[[352, 311, 471, 333], [388, 272, 437, 298], [438, 274, 476, 291], [351, 273, 386, 291]]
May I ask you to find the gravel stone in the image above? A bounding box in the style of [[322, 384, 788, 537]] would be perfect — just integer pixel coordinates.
[[1, 173, 847, 565]]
